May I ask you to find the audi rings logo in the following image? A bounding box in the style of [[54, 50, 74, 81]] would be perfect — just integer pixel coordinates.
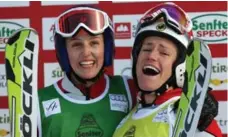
[[110, 94, 127, 102], [109, 94, 128, 113]]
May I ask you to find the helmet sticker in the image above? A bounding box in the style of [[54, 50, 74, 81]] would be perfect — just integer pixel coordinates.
[[156, 22, 166, 32]]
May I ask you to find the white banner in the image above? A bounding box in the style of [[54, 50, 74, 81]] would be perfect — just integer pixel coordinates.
[[44, 63, 64, 87], [114, 59, 132, 77], [216, 101, 228, 134], [0, 1, 29, 7], [0, 109, 10, 137], [42, 18, 56, 50], [210, 58, 228, 90], [113, 14, 142, 47], [0, 19, 30, 50], [188, 11, 228, 44], [0, 65, 6, 96]]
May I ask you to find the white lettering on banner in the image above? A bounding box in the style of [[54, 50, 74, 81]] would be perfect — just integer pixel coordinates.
[[0, 109, 10, 137], [42, 18, 56, 50], [0, 19, 29, 50], [41, 1, 98, 6], [114, 59, 132, 77], [215, 102, 228, 134], [0, 1, 29, 7], [0, 65, 7, 96], [44, 63, 64, 87], [113, 14, 142, 47], [210, 58, 228, 90], [189, 11, 227, 44]]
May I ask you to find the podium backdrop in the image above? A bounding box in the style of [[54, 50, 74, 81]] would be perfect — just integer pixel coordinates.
[[0, 1, 227, 137]]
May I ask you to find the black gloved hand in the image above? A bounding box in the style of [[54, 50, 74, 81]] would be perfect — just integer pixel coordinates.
[[173, 87, 219, 131], [197, 87, 218, 131]]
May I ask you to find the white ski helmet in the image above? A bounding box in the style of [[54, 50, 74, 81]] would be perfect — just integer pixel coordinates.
[[132, 2, 193, 93]]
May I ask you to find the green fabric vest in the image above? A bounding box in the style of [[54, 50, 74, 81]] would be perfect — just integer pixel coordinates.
[[38, 75, 131, 137]]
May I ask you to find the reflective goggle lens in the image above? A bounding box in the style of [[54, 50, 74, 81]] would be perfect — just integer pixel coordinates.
[[139, 3, 191, 33], [56, 8, 108, 35]]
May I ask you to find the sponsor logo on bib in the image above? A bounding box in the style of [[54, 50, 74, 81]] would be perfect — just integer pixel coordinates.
[[123, 125, 136, 137], [109, 94, 128, 113], [153, 109, 168, 123], [42, 98, 61, 117], [75, 113, 103, 137]]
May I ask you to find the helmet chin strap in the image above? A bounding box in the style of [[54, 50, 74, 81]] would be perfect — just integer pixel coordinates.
[[140, 74, 176, 95], [68, 66, 104, 87], [139, 74, 176, 107]]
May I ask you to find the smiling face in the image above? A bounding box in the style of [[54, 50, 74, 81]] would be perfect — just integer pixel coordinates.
[[136, 36, 178, 91], [66, 29, 104, 79]]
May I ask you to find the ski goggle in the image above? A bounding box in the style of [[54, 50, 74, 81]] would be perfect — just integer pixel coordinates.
[[137, 2, 192, 35], [55, 7, 113, 37]]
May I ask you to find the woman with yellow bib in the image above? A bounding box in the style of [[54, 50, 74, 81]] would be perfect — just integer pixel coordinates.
[[113, 2, 222, 137]]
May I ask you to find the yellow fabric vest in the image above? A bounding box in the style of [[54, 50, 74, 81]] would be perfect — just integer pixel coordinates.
[[113, 97, 180, 137]]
